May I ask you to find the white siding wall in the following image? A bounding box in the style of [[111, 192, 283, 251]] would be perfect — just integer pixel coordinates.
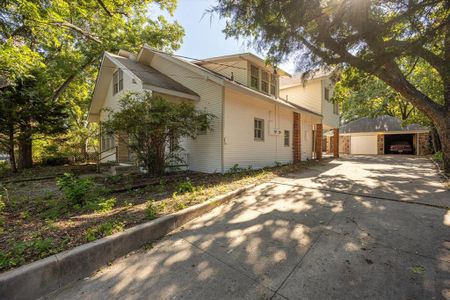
[[301, 114, 321, 160], [99, 69, 143, 162], [321, 78, 340, 129], [201, 60, 248, 86], [223, 88, 293, 171], [279, 80, 322, 114], [150, 54, 224, 173]]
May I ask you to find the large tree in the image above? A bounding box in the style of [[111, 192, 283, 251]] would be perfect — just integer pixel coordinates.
[[212, 0, 450, 173], [0, 0, 184, 169]]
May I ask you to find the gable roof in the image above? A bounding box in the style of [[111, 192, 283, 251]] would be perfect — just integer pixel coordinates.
[[194, 53, 291, 77], [280, 69, 333, 89], [139, 47, 321, 117], [110, 54, 199, 98], [340, 116, 428, 134]]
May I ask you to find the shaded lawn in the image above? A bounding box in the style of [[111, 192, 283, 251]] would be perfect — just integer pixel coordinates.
[[0, 159, 330, 272]]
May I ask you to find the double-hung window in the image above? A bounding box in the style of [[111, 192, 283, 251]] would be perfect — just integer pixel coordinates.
[[261, 71, 269, 93], [284, 130, 290, 146], [324, 87, 330, 102], [250, 65, 259, 89], [270, 74, 277, 96], [113, 69, 123, 95], [254, 118, 264, 141]]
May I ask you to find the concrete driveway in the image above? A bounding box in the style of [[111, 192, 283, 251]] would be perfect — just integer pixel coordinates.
[[50, 155, 450, 300]]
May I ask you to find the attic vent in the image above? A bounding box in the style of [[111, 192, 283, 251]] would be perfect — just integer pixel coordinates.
[[132, 78, 137, 84]]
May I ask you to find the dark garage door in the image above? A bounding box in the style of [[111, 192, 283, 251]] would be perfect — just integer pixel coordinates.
[[384, 134, 415, 155]]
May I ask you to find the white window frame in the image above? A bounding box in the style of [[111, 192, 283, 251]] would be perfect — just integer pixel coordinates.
[[270, 74, 277, 96], [284, 130, 290, 147], [250, 65, 259, 89], [261, 70, 269, 93], [254, 118, 264, 141], [113, 69, 123, 95], [324, 87, 330, 102]]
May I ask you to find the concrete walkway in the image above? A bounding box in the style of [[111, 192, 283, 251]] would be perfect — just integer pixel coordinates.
[[49, 156, 450, 300]]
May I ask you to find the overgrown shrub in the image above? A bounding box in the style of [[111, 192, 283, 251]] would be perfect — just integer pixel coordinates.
[[56, 173, 93, 206], [0, 162, 10, 177], [0, 238, 55, 270], [41, 156, 71, 166], [145, 200, 158, 220], [84, 197, 117, 213], [85, 221, 124, 242], [176, 179, 194, 194], [433, 151, 443, 162]]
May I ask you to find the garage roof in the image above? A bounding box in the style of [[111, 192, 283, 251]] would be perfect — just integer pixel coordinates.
[[340, 116, 428, 134]]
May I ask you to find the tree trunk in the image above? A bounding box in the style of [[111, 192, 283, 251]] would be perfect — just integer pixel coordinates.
[[18, 124, 33, 169], [8, 124, 17, 173], [431, 126, 441, 153], [435, 115, 450, 174]]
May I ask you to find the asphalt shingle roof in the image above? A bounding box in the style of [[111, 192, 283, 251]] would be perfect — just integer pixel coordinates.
[[340, 116, 428, 133], [112, 55, 199, 97]]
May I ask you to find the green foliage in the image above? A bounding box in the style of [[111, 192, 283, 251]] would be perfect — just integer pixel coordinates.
[[103, 93, 215, 175], [433, 151, 443, 162], [0, 162, 9, 177], [0, 238, 55, 270], [145, 200, 158, 220], [333, 66, 434, 126], [227, 164, 247, 174], [176, 179, 194, 194], [0, 0, 184, 169], [85, 221, 125, 242], [56, 173, 93, 206], [84, 197, 117, 213]]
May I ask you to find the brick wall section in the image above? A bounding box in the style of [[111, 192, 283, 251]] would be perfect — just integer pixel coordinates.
[[342, 136, 350, 154], [377, 134, 384, 155], [418, 132, 431, 155], [333, 128, 339, 158], [315, 123, 323, 160], [117, 132, 129, 163], [293, 112, 301, 162]]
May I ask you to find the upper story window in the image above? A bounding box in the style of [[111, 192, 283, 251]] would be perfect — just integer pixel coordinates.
[[113, 69, 123, 95], [270, 74, 277, 96], [250, 65, 259, 89], [324, 87, 330, 102], [333, 102, 339, 115], [261, 71, 269, 93], [254, 118, 264, 141]]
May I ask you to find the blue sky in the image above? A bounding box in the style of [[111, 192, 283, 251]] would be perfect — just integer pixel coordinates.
[[150, 0, 296, 73]]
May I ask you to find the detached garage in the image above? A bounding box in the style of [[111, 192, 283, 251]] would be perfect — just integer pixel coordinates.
[[336, 116, 431, 156]]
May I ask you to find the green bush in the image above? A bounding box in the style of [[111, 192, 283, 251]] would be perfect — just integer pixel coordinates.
[[85, 221, 124, 242], [0, 238, 55, 270], [84, 197, 117, 213], [145, 200, 158, 220], [176, 179, 194, 194], [433, 151, 443, 162], [41, 156, 71, 166], [56, 173, 93, 206], [0, 162, 10, 177]]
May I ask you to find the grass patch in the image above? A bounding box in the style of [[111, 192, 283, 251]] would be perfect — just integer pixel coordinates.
[[85, 221, 125, 242]]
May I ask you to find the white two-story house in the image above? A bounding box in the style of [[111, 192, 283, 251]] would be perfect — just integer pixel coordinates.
[[279, 71, 340, 156], [88, 46, 327, 173]]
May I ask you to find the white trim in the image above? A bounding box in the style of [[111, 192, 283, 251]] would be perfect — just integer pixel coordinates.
[[142, 85, 200, 101]]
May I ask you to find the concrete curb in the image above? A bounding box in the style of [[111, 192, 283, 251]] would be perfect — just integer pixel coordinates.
[[0, 183, 256, 300]]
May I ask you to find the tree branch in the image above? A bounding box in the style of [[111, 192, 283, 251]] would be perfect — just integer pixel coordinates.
[[96, 0, 113, 17], [52, 56, 98, 102], [49, 21, 102, 44]]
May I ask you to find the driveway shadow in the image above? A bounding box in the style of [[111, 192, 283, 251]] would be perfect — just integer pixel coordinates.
[[50, 178, 450, 300]]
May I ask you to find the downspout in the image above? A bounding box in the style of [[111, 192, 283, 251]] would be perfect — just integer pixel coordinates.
[[221, 86, 225, 172]]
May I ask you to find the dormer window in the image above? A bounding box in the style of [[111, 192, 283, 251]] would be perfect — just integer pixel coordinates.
[[261, 71, 269, 93], [113, 69, 123, 95], [270, 74, 277, 96], [250, 65, 259, 89]]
